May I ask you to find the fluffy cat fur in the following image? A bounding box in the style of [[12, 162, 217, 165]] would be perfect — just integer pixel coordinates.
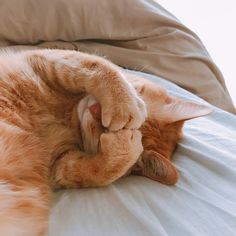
[[0, 49, 147, 236], [0, 49, 212, 235]]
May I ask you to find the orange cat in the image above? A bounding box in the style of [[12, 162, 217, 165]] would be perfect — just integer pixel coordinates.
[[75, 75, 212, 185], [0, 49, 212, 235], [0, 49, 146, 236]]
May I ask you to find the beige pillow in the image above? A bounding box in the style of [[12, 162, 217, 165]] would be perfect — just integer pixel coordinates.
[[0, 0, 234, 113]]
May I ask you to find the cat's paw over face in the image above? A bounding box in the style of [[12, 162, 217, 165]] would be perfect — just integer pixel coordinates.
[[77, 94, 144, 158], [100, 89, 147, 131], [94, 72, 147, 132]]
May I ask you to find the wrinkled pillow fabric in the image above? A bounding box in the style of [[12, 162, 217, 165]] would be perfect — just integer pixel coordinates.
[[0, 0, 234, 113]]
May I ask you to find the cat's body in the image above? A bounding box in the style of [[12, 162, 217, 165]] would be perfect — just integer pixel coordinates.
[[0, 49, 211, 235], [0, 49, 146, 236]]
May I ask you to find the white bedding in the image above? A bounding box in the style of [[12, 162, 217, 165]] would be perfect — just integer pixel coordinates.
[[49, 71, 236, 236]]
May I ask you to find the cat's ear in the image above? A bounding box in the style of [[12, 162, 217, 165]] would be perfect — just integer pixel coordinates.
[[162, 97, 213, 123], [132, 150, 178, 185]]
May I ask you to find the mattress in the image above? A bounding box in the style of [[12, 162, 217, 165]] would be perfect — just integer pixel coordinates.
[[49, 70, 236, 236]]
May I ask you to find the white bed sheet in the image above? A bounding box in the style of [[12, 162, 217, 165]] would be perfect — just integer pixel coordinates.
[[49, 71, 236, 236]]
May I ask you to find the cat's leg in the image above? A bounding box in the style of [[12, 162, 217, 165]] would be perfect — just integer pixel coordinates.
[[0, 123, 51, 236], [0, 175, 51, 236], [50, 129, 143, 189], [25, 49, 146, 131]]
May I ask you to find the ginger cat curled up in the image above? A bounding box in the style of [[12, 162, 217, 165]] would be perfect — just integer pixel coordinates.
[[0, 49, 211, 235], [0, 49, 146, 236]]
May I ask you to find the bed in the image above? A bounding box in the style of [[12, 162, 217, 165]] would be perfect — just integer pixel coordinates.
[[49, 71, 236, 236], [0, 0, 235, 235]]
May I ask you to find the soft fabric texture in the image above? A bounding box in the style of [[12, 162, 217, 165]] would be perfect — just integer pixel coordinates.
[[0, 0, 235, 113], [49, 70, 236, 236]]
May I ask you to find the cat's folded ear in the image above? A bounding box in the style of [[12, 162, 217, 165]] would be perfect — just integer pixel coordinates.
[[161, 97, 213, 123], [132, 150, 178, 185]]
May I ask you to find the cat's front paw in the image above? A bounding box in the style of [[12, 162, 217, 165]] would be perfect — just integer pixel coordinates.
[[100, 129, 143, 163], [101, 89, 147, 131]]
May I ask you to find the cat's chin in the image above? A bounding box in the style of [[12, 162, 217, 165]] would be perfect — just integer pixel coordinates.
[[77, 95, 104, 154]]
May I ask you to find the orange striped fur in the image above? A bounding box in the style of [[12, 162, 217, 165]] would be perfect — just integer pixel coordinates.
[[0, 49, 146, 236]]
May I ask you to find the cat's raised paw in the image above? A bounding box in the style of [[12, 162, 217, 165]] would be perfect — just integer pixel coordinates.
[[101, 93, 147, 131]]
